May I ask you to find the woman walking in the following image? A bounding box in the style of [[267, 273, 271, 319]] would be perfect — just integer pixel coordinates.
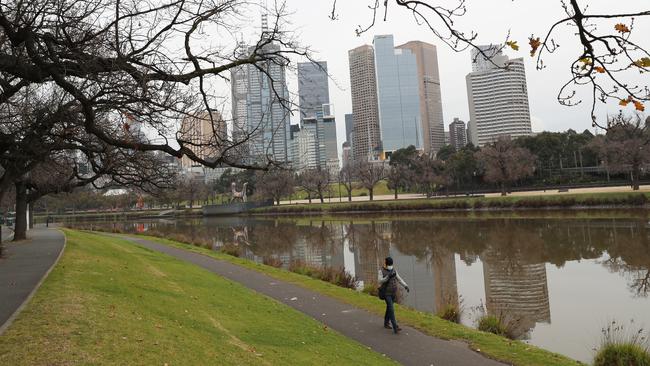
[[379, 257, 409, 334]]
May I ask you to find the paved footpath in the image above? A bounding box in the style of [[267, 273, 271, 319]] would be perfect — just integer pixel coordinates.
[[0, 228, 65, 334], [113, 234, 506, 366]]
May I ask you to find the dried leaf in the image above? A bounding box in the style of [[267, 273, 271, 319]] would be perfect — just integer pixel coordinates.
[[594, 66, 606, 74], [633, 100, 645, 112], [529, 37, 541, 57], [633, 57, 650, 68], [615, 23, 631, 33], [506, 41, 519, 51]]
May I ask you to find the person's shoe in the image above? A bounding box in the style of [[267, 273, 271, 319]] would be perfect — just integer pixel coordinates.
[[384, 324, 392, 329], [393, 327, 402, 334]]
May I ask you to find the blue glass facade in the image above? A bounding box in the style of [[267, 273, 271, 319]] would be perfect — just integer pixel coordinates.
[[373, 35, 422, 155]]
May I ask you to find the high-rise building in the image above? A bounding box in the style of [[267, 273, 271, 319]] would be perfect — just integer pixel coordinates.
[[289, 124, 318, 172], [230, 16, 290, 164], [301, 106, 339, 173], [298, 62, 330, 120], [448, 118, 468, 150], [344, 114, 354, 144], [348, 45, 382, 162], [397, 41, 445, 154], [373, 35, 422, 158], [296, 62, 339, 172], [466, 46, 532, 146], [178, 111, 226, 170]]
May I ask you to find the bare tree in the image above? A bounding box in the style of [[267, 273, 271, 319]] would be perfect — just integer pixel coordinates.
[[255, 169, 295, 205], [386, 163, 411, 200], [413, 154, 450, 198], [355, 160, 386, 201], [338, 165, 355, 202], [476, 137, 537, 196], [331, 1, 650, 126], [298, 168, 330, 204], [0, 0, 309, 170], [590, 114, 650, 191]]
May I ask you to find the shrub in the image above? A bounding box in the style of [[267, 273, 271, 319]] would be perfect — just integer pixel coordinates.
[[437, 296, 464, 323], [362, 282, 379, 296], [594, 344, 650, 366], [594, 320, 650, 366], [220, 244, 241, 257], [262, 257, 283, 268], [334, 267, 359, 289], [477, 315, 508, 337]]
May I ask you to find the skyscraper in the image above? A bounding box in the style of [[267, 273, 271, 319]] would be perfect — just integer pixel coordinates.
[[296, 62, 339, 172], [373, 35, 422, 158], [230, 16, 290, 164], [466, 46, 532, 146], [348, 45, 382, 161], [298, 62, 330, 120], [344, 114, 354, 144], [178, 111, 226, 170], [397, 41, 445, 154], [448, 118, 468, 150]]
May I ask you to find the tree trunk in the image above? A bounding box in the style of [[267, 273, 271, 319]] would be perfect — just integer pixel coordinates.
[[369, 188, 374, 201], [632, 165, 640, 191], [14, 181, 28, 241], [500, 182, 507, 197], [319, 194, 324, 204], [348, 190, 352, 202], [308, 194, 312, 204], [394, 188, 398, 200]]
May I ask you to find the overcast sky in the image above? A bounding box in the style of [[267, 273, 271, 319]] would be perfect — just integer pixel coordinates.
[[267, 1, 649, 150]]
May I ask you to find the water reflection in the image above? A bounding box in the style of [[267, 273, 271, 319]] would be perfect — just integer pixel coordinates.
[[75, 213, 650, 363]]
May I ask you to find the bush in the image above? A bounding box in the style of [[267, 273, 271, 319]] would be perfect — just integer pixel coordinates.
[[437, 297, 464, 324], [477, 315, 508, 337], [220, 244, 241, 257], [362, 282, 379, 296], [594, 344, 650, 366], [594, 320, 650, 366], [262, 257, 283, 268]]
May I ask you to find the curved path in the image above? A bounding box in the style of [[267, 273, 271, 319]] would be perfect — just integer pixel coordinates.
[[113, 234, 506, 366], [0, 228, 65, 335]]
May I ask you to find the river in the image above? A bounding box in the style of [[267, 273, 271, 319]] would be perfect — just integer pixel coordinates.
[[68, 211, 650, 363]]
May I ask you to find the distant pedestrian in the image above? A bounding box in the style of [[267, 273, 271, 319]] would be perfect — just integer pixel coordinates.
[[378, 257, 409, 334]]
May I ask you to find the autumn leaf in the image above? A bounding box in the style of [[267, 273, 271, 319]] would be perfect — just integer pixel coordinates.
[[594, 66, 606, 74], [529, 37, 541, 57], [633, 57, 650, 68], [506, 41, 519, 51], [633, 100, 645, 112], [615, 23, 631, 33], [619, 98, 630, 107]]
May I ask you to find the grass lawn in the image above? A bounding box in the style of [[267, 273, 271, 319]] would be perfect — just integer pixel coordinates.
[[288, 180, 392, 201], [0, 230, 395, 366], [129, 234, 583, 366]]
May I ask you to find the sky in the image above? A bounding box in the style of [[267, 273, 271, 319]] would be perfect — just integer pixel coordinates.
[[265, 1, 650, 150]]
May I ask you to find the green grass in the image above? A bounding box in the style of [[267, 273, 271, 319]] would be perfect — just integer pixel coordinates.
[[288, 181, 392, 201], [255, 191, 650, 214], [126, 233, 582, 366], [0, 230, 395, 366]]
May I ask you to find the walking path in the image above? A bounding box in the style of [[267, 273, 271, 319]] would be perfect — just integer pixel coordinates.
[[0, 228, 65, 335], [112, 234, 505, 366]]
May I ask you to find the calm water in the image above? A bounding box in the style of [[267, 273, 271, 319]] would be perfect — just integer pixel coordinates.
[[70, 212, 650, 363]]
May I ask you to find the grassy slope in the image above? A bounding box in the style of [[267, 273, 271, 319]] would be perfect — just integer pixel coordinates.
[[0, 230, 394, 366], [256, 191, 650, 214], [131, 234, 583, 366]]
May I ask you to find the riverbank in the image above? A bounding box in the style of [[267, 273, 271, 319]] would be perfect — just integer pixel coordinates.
[[107, 232, 581, 366], [0, 230, 393, 365], [254, 192, 650, 215]]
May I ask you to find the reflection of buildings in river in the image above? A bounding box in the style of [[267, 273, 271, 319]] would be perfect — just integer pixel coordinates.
[[481, 252, 551, 339], [351, 222, 391, 287], [432, 250, 459, 313]]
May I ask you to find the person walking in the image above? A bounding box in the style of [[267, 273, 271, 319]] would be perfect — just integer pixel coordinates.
[[379, 257, 409, 334]]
